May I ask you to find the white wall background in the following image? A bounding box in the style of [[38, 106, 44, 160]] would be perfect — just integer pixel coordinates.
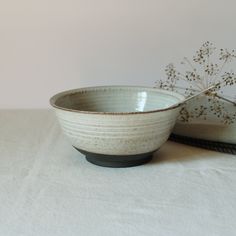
[[0, 0, 235, 108]]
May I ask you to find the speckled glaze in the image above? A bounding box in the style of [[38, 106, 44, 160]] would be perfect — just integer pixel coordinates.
[[50, 86, 185, 156]]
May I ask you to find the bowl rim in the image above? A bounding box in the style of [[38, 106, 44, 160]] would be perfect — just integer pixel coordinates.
[[49, 85, 185, 115]]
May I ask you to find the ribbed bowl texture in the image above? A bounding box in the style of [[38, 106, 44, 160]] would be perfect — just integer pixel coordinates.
[[50, 86, 185, 155]]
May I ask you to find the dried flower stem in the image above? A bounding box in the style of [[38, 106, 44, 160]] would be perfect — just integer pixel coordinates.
[[177, 72, 204, 90], [171, 85, 201, 92], [210, 59, 227, 85], [184, 57, 196, 72], [213, 94, 236, 106], [203, 61, 207, 87]]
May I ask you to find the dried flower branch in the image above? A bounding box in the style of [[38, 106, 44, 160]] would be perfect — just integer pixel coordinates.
[[155, 41, 236, 124]]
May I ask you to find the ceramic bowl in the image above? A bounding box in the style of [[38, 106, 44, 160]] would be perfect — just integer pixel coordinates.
[[50, 86, 185, 167]]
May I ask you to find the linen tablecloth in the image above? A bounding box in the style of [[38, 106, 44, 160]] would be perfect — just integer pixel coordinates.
[[0, 110, 236, 236]]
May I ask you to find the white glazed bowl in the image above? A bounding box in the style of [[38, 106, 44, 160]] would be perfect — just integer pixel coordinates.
[[50, 86, 185, 167]]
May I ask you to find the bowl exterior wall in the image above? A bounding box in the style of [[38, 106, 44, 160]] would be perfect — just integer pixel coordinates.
[[54, 108, 180, 155]]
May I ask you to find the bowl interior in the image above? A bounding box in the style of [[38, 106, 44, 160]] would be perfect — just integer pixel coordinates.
[[51, 86, 184, 113]]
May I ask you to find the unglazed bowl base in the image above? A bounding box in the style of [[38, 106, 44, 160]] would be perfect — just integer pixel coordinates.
[[74, 147, 156, 168]]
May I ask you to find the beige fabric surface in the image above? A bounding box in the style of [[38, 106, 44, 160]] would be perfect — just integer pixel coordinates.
[[0, 110, 236, 236]]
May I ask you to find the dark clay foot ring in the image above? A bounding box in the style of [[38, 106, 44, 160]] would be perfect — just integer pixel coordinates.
[[73, 147, 155, 168]]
